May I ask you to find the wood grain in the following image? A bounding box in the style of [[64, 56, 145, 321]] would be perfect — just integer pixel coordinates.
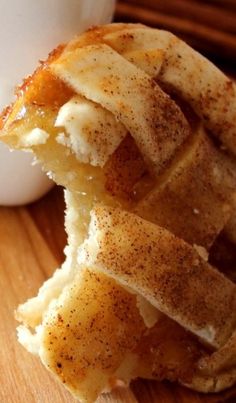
[[198, 0, 236, 12], [124, 0, 236, 33], [0, 196, 72, 403], [115, 0, 236, 63], [1, 187, 236, 402]]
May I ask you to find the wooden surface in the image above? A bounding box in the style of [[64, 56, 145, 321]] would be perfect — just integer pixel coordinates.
[[115, 0, 236, 67], [1, 186, 236, 403]]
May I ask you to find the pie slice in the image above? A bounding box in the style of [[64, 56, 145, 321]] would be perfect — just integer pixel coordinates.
[[16, 192, 236, 402], [1, 23, 236, 402]]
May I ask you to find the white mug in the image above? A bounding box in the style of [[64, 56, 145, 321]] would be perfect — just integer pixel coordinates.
[[0, 0, 115, 205]]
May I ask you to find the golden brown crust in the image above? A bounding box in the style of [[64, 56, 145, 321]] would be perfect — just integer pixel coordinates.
[[51, 43, 190, 176], [134, 126, 236, 248], [79, 206, 236, 349], [40, 269, 146, 402], [102, 26, 236, 156]]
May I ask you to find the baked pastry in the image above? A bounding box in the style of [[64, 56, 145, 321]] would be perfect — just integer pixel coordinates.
[[1, 24, 236, 403]]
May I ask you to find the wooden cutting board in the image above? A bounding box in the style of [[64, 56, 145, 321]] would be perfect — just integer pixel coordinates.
[[115, 0, 236, 66], [1, 187, 236, 403]]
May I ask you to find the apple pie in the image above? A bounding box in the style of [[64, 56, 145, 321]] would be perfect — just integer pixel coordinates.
[[1, 24, 236, 403]]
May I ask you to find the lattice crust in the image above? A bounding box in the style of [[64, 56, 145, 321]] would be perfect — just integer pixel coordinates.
[[1, 23, 236, 402], [1, 25, 236, 248], [134, 126, 236, 249], [16, 191, 236, 402], [79, 206, 236, 350], [61, 24, 236, 156]]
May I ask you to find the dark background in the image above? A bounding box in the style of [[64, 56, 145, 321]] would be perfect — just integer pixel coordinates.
[[115, 0, 236, 74]]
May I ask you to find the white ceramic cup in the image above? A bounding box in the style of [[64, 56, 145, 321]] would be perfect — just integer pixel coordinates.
[[0, 0, 115, 206]]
